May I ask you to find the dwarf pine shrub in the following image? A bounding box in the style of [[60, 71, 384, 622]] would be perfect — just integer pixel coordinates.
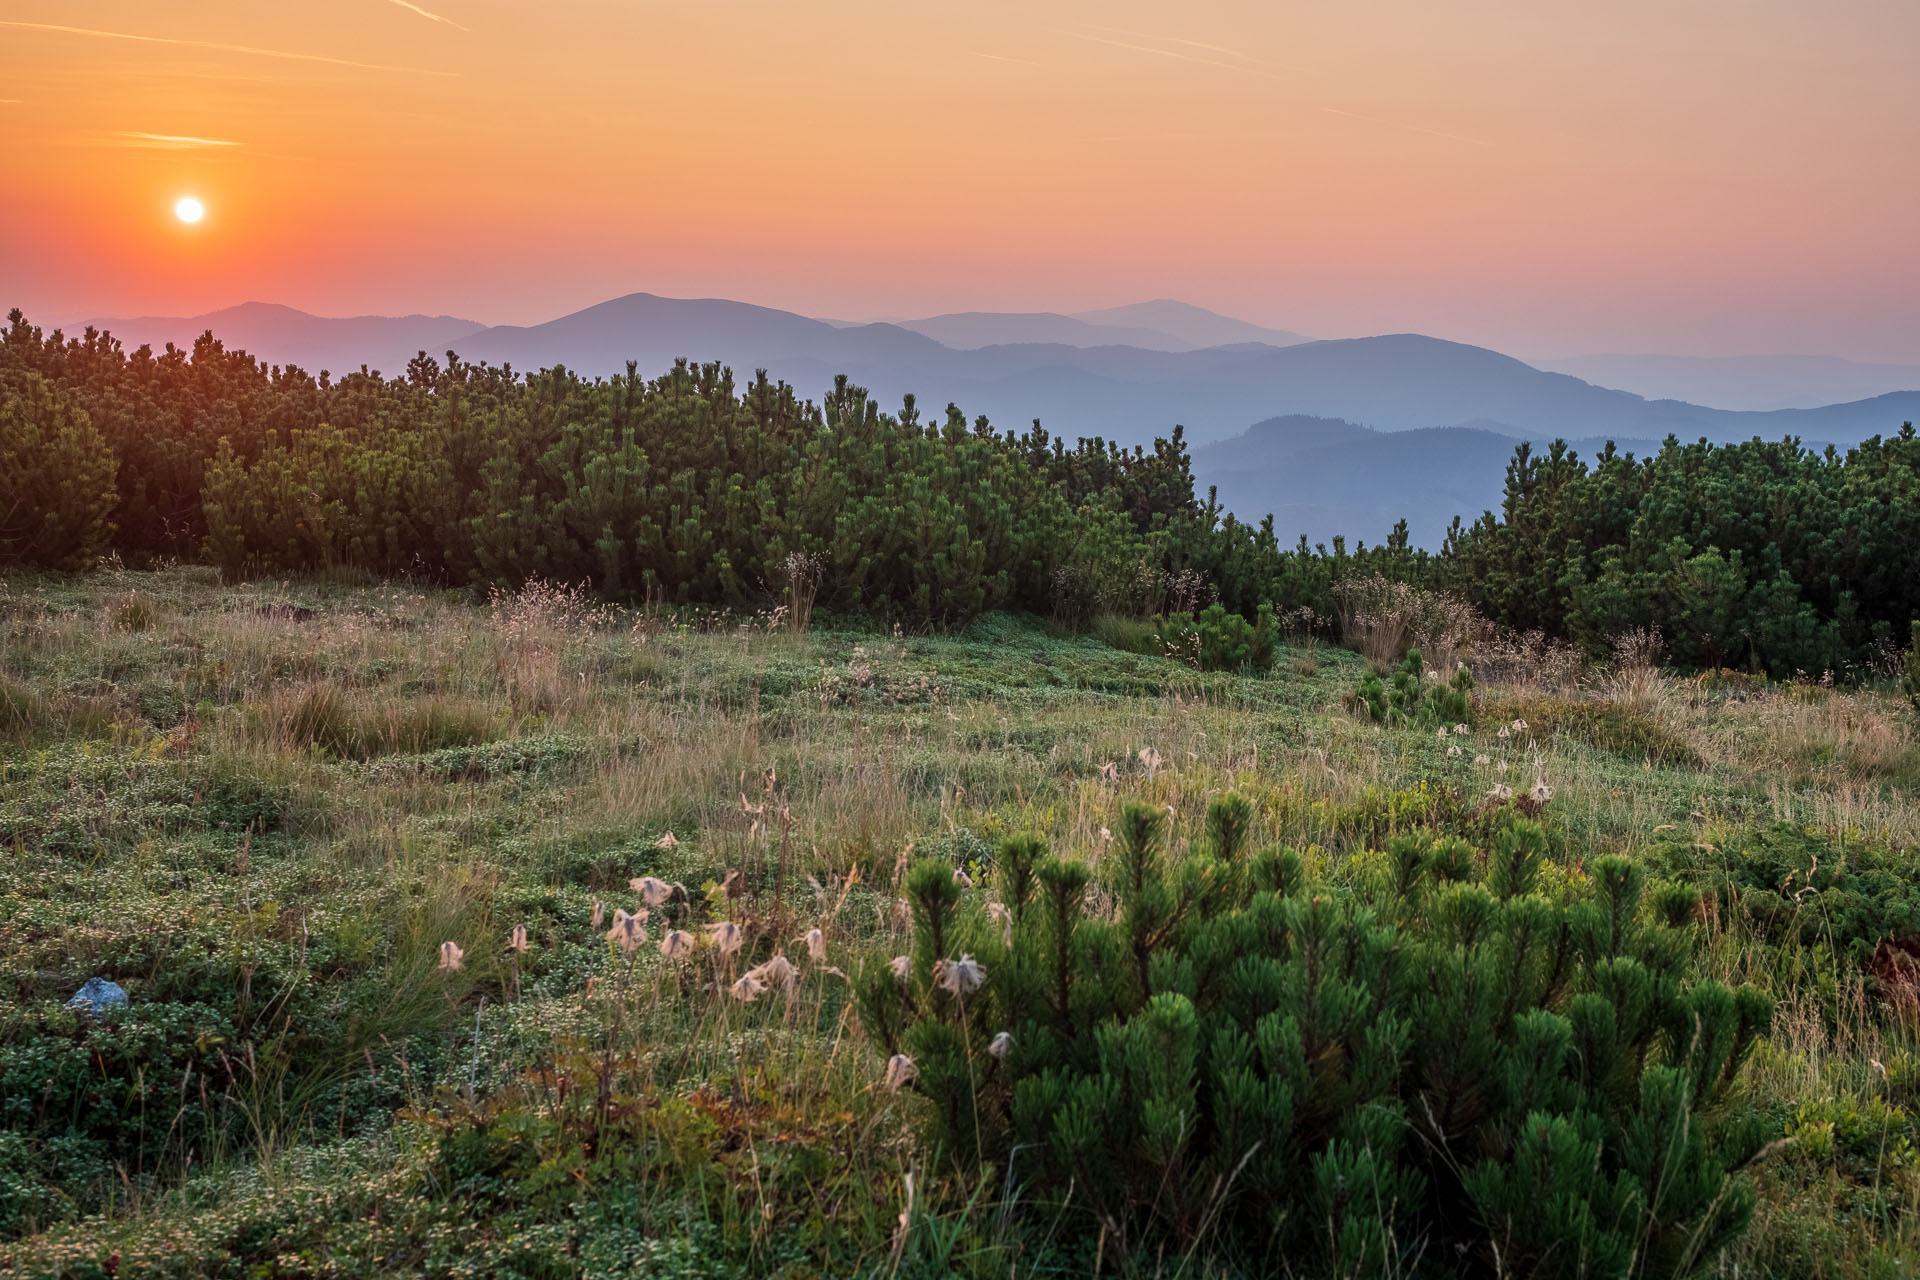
[[1151, 601, 1278, 672], [862, 798, 1772, 1276], [1356, 645, 1474, 726]]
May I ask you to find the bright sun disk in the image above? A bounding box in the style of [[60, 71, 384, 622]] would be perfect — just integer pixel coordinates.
[[174, 197, 204, 224]]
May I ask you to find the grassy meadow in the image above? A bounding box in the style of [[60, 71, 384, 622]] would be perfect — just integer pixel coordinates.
[[3, 565, 1919, 1277]]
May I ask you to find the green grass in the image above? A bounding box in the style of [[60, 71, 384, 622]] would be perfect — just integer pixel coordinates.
[[2, 565, 1918, 1276]]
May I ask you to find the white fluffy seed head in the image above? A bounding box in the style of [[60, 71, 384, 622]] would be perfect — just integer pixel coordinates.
[[607, 909, 646, 952], [632, 875, 673, 907], [934, 953, 986, 997]]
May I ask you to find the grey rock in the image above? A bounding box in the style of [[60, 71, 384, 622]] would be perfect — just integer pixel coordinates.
[[66, 978, 128, 1015]]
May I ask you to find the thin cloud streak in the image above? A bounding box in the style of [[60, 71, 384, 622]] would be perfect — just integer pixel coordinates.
[[1070, 26, 1318, 81], [0, 20, 458, 77], [385, 0, 470, 33], [114, 131, 242, 149], [1067, 31, 1246, 74], [970, 51, 1041, 67]]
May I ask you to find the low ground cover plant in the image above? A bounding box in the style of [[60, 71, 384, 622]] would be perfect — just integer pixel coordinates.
[[4, 569, 1919, 1277]]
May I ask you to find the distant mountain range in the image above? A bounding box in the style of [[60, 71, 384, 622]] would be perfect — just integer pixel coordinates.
[[1190, 416, 1674, 551], [78, 302, 487, 380], [68, 293, 1920, 550], [894, 301, 1310, 352], [1535, 352, 1920, 412]]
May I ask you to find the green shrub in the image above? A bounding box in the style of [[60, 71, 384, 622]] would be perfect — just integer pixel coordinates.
[[0, 372, 118, 570], [1647, 824, 1920, 970], [862, 798, 1771, 1274], [0, 1001, 237, 1237], [1153, 602, 1276, 672], [1354, 646, 1474, 726]]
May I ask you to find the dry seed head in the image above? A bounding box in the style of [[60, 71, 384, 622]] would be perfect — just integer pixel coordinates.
[[631, 875, 674, 908], [730, 971, 768, 1003], [437, 940, 465, 971], [883, 1053, 917, 1092], [1138, 746, 1162, 772], [752, 953, 799, 993], [985, 902, 1013, 948], [1453, 723, 1469, 735], [934, 953, 986, 997], [606, 909, 647, 952], [889, 954, 911, 981], [507, 924, 530, 954], [988, 1031, 1014, 1060], [590, 900, 605, 929], [653, 831, 680, 851], [658, 928, 695, 960], [799, 927, 826, 963], [705, 920, 744, 956], [952, 867, 972, 889]]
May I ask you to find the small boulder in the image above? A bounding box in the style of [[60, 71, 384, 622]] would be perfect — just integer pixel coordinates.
[[67, 978, 128, 1016]]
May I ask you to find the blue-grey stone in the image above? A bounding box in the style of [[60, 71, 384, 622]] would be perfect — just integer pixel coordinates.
[[66, 978, 128, 1015]]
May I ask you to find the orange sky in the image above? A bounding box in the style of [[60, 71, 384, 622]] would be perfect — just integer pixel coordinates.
[[3, 0, 1917, 359]]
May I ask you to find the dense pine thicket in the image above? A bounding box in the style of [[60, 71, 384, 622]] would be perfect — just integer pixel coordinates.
[[863, 801, 1773, 1277], [3, 310, 1917, 673]]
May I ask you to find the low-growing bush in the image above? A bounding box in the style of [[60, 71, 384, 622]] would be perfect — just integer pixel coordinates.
[[1152, 601, 1276, 672], [0, 1001, 237, 1237], [1648, 824, 1920, 974], [1353, 646, 1474, 727], [862, 798, 1773, 1275]]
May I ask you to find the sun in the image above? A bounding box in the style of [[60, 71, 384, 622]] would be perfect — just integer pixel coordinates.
[[174, 196, 205, 224]]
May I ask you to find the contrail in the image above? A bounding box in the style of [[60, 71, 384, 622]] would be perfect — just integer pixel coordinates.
[[113, 132, 242, 148], [970, 51, 1041, 67], [0, 20, 458, 76], [385, 0, 469, 33], [1068, 31, 1245, 73]]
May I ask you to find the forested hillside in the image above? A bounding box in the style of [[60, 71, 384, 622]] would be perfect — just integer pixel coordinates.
[[3, 309, 1917, 676]]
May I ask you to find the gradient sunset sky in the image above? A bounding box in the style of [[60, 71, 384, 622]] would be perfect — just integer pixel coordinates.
[[3, 1, 1916, 360]]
